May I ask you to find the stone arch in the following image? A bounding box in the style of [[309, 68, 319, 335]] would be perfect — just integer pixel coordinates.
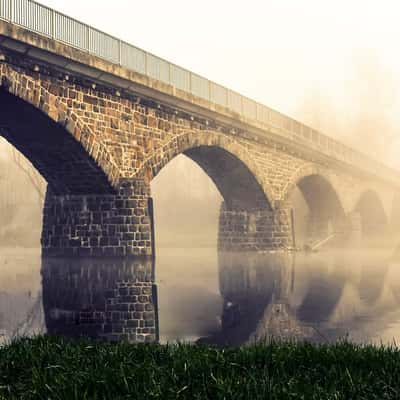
[[0, 67, 119, 194], [282, 164, 345, 209], [137, 130, 274, 210], [282, 164, 346, 241], [353, 190, 388, 235]]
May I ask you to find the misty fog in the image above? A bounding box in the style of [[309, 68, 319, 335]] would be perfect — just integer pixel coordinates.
[[0, 138, 44, 247], [297, 50, 399, 169], [0, 139, 315, 250], [1, 0, 400, 350]]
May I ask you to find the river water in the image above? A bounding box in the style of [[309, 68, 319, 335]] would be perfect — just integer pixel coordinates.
[[1, 245, 400, 346]]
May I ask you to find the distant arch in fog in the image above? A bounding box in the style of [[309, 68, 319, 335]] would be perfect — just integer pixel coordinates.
[[354, 190, 388, 235], [283, 165, 345, 214]]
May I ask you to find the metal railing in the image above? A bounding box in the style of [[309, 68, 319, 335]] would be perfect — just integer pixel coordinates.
[[0, 0, 398, 182]]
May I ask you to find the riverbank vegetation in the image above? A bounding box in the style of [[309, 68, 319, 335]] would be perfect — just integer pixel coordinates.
[[1, 335, 399, 399]]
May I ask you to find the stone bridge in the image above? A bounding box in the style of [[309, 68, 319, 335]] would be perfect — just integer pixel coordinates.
[[0, 5, 399, 257]]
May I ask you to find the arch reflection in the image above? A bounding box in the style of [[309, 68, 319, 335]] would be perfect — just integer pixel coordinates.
[[37, 248, 399, 346], [200, 249, 396, 345]]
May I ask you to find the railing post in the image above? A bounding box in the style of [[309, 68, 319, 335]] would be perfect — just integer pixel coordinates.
[[145, 52, 148, 76], [118, 39, 122, 66], [225, 88, 228, 108], [10, 0, 13, 23], [86, 25, 90, 53], [51, 8, 55, 39]]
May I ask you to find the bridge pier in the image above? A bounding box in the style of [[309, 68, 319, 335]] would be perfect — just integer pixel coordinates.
[[218, 202, 293, 251], [41, 179, 153, 257]]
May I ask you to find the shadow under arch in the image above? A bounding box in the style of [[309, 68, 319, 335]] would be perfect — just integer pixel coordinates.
[[283, 165, 346, 243], [297, 174, 345, 218], [0, 87, 116, 195], [137, 130, 273, 211], [354, 190, 388, 236]]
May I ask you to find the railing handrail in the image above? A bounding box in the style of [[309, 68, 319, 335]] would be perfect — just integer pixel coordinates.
[[0, 0, 398, 182]]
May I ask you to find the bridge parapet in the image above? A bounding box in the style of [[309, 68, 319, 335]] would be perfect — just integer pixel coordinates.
[[1, 0, 399, 186]]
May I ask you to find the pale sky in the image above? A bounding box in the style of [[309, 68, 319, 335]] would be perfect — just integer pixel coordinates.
[[37, 0, 400, 168]]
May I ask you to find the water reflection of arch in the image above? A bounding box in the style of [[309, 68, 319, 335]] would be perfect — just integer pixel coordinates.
[[295, 253, 348, 323], [354, 190, 389, 237], [219, 252, 279, 301], [384, 259, 400, 303], [293, 250, 395, 339], [218, 251, 347, 340], [213, 251, 293, 345], [214, 249, 397, 345], [358, 252, 390, 306], [41, 257, 157, 342]]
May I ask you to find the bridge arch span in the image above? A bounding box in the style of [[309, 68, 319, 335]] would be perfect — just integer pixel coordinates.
[[282, 164, 345, 210], [353, 190, 388, 236], [0, 67, 119, 194], [137, 130, 274, 210], [282, 164, 346, 242], [136, 130, 296, 251]]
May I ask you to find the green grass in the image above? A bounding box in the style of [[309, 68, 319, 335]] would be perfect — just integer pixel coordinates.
[[1, 336, 400, 399]]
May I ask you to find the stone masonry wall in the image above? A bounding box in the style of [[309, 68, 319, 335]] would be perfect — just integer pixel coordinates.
[[0, 60, 358, 204], [218, 202, 293, 251], [0, 56, 397, 255], [42, 179, 152, 257]]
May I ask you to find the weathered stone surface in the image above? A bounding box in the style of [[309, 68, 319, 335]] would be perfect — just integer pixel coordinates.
[[42, 179, 152, 257], [0, 55, 398, 256], [218, 202, 293, 251]]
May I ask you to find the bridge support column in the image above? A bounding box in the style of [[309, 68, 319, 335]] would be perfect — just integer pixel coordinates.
[[218, 202, 293, 251], [41, 179, 153, 257]]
